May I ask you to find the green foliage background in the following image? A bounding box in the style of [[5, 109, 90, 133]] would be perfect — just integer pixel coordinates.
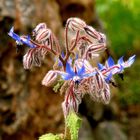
[[96, 0, 140, 106]]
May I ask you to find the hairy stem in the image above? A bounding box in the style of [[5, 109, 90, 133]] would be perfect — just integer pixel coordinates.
[[70, 30, 80, 51], [30, 39, 58, 55]]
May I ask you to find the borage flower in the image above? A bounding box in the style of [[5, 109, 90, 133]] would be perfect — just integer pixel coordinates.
[[60, 62, 97, 116], [42, 61, 97, 116], [72, 55, 136, 105], [8, 27, 35, 48], [8, 27, 50, 69], [99, 55, 136, 81], [8, 18, 136, 118], [61, 62, 93, 81], [72, 59, 111, 105]]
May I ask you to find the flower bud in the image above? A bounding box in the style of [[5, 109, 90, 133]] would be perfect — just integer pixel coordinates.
[[67, 17, 86, 31], [42, 70, 58, 87]]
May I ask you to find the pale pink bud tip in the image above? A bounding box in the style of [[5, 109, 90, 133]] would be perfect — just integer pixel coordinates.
[[42, 70, 58, 87]]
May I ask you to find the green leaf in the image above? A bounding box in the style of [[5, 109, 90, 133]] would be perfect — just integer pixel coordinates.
[[66, 111, 82, 140], [53, 79, 64, 93], [39, 133, 61, 140]]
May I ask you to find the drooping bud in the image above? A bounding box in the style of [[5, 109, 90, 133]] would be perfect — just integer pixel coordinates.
[[32, 23, 52, 48], [42, 70, 58, 87], [23, 48, 47, 69], [100, 83, 111, 104], [66, 17, 86, 31], [83, 43, 106, 59], [32, 23, 47, 36], [84, 25, 106, 43]]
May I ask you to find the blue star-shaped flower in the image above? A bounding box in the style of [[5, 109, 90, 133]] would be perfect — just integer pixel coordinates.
[[117, 55, 136, 68], [8, 27, 35, 48], [61, 62, 96, 81], [99, 55, 136, 83]]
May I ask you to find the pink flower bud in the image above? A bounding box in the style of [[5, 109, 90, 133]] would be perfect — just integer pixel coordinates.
[[23, 48, 47, 69], [42, 70, 58, 87], [67, 17, 86, 31]]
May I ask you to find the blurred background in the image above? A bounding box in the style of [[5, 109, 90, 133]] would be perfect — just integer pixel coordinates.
[[0, 0, 140, 140]]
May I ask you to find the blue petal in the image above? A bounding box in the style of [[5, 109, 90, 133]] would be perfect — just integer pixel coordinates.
[[77, 65, 85, 76], [21, 35, 35, 48], [118, 56, 124, 65], [105, 72, 112, 83], [8, 27, 35, 48], [8, 27, 21, 42], [82, 71, 96, 78], [119, 64, 124, 72], [107, 56, 115, 67], [66, 62, 75, 77], [127, 55, 136, 66], [61, 73, 73, 80], [98, 63, 104, 70]]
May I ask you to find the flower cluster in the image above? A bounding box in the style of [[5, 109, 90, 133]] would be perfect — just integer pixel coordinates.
[[8, 17, 135, 117]]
